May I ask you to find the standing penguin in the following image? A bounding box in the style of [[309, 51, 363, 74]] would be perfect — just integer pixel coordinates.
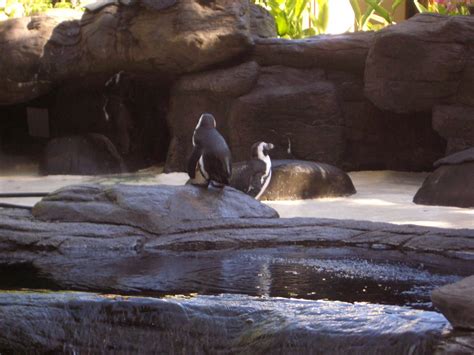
[[230, 142, 274, 199], [187, 113, 232, 187]]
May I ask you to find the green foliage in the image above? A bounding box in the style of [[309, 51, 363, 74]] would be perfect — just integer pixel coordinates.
[[0, 0, 82, 20], [350, 0, 405, 31], [254, 0, 329, 39], [414, 0, 472, 15]]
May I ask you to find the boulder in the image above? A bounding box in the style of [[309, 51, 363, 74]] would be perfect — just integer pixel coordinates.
[[39, 134, 126, 175], [0, 0, 254, 105], [0, 292, 448, 354], [413, 148, 474, 208], [432, 275, 474, 330], [32, 184, 279, 233], [433, 105, 474, 155], [259, 160, 356, 201], [365, 14, 474, 113]]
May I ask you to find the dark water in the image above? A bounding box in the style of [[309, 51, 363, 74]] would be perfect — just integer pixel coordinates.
[[0, 247, 463, 310]]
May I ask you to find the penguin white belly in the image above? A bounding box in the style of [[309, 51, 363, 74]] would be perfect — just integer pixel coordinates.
[[198, 155, 210, 180], [255, 171, 272, 200]]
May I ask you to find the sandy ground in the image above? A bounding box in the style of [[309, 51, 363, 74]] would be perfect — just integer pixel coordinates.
[[0, 169, 472, 229]]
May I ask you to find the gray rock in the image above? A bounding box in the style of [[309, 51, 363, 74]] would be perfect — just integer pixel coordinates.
[[365, 14, 474, 113], [413, 161, 474, 208], [434, 147, 474, 168], [32, 184, 279, 233], [0, 292, 448, 354], [259, 160, 356, 201], [432, 275, 474, 330], [39, 134, 126, 175]]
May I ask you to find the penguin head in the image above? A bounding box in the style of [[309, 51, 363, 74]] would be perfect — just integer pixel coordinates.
[[251, 142, 274, 160], [196, 113, 216, 129]]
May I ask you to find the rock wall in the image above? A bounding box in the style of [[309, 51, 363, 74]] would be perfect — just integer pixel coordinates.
[[1, 5, 472, 173]]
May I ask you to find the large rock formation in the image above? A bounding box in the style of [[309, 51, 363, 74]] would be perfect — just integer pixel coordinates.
[[413, 148, 474, 208], [2, 10, 473, 173], [164, 27, 445, 172], [0, 0, 256, 105]]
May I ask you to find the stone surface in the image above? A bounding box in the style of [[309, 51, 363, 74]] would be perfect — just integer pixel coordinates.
[[32, 184, 279, 232], [39, 134, 126, 175], [433, 105, 474, 155], [0, 292, 448, 354], [259, 160, 356, 201], [413, 161, 474, 208], [434, 147, 474, 168], [432, 276, 474, 330], [0, 0, 253, 104], [254, 32, 374, 74], [365, 14, 474, 114], [250, 3, 276, 39]]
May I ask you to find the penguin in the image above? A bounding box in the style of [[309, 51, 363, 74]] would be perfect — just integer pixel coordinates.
[[187, 113, 232, 188], [230, 142, 274, 199]]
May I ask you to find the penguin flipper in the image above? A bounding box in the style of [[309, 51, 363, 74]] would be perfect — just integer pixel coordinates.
[[203, 152, 232, 185], [187, 146, 202, 179]]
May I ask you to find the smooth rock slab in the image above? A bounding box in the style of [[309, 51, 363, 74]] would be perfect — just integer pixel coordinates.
[[0, 292, 448, 354], [260, 160, 356, 201], [432, 275, 474, 330], [32, 184, 279, 233]]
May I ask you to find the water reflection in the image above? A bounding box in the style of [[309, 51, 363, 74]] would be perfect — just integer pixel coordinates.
[[5, 247, 461, 311]]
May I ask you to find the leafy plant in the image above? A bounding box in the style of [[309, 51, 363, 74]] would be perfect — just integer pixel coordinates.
[[350, 0, 405, 31], [414, 0, 472, 15], [0, 0, 82, 20], [254, 0, 329, 39]]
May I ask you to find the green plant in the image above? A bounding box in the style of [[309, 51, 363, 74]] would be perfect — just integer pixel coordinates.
[[414, 0, 472, 15], [350, 0, 405, 31], [254, 0, 329, 39], [0, 0, 82, 20]]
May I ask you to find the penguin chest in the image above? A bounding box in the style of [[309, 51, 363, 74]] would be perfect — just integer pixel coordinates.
[[255, 171, 272, 200], [198, 155, 210, 180]]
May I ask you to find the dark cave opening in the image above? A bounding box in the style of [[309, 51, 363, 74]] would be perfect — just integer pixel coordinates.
[[0, 73, 171, 175]]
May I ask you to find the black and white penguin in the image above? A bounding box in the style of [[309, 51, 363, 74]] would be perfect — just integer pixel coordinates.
[[230, 142, 274, 199], [187, 113, 232, 187]]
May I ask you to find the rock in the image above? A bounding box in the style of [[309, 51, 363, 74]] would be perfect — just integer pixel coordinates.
[[432, 275, 474, 330], [365, 14, 474, 113], [0, 292, 449, 354], [39, 134, 126, 175], [413, 149, 474, 208], [259, 160, 356, 201], [434, 147, 474, 167], [165, 56, 445, 174], [254, 32, 374, 74], [250, 4, 276, 39], [433, 105, 474, 155], [32, 184, 279, 233], [0, 0, 253, 104]]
